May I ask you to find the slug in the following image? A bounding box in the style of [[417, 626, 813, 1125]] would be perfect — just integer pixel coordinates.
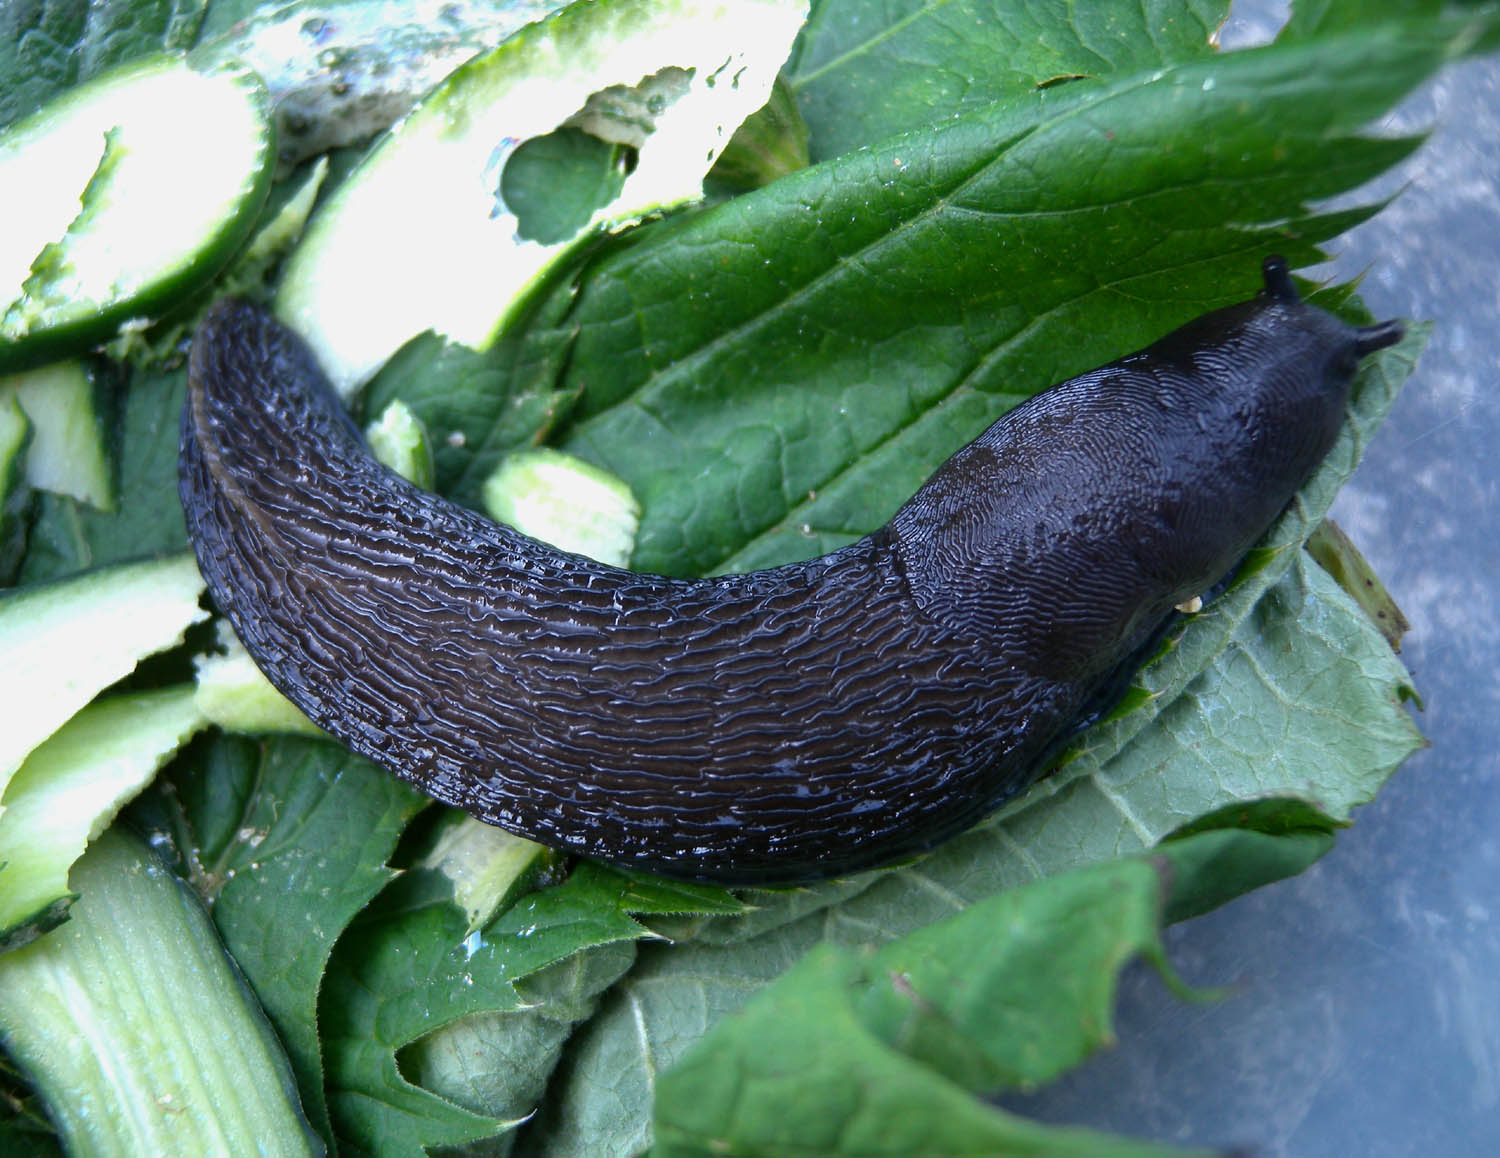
[[179, 257, 1403, 885]]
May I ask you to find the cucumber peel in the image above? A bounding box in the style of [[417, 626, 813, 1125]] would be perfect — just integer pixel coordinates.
[[0, 828, 321, 1156], [193, 0, 573, 169], [277, 0, 809, 397], [0, 688, 207, 946], [0, 393, 30, 580], [0, 553, 208, 803], [0, 55, 274, 372]]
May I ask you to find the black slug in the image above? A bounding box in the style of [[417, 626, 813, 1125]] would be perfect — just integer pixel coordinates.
[[179, 257, 1404, 885]]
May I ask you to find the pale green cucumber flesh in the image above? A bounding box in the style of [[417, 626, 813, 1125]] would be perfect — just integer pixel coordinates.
[[421, 814, 564, 936], [483, 448, 641, 568], [0, 361, 114, 510], [0, 55, 275, 373], [364, 397, 436, 490], [0, 688, 207, 945], [0, 554, 207, 796], [0, 828, 322, 1156], [193, 622, 325, 738]]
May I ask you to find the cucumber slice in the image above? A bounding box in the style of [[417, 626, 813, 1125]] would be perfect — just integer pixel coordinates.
[[276, 0, 808, 397], [421, 813, 562, 936], [0, 554, 208, 801], [364, 398, 435, 490], [0, 361, 114, 510], [194, 622, 325, 738], [0, 55, 274, 372], [0, 393, 30, 581], [0, 688, 206, 945], [483, 448, 641, 568], [0, 828, 321, 1156]]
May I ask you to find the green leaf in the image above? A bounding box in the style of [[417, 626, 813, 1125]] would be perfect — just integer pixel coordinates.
[[0, 0, 207, 130], [141, 733, 427, 1146], [1157, 813, 1337, 925], [360, 305, 580, 509], [652, 943, 1203, 1158], [402, 941, 639, 1148], [851, 860, 1174, 1094], [787, 0, 1228, 160], [649, 820, 1331, 1156], [502, 127, 633, 245], [320, 862, 743, 1156], [0, 1061, 60, 1157], [1279, 0, 1500, 47]]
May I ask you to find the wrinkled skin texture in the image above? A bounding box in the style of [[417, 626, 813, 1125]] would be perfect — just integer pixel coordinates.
[[179, 257, 1403, 884]]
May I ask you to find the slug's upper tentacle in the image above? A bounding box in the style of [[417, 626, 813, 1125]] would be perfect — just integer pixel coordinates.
[[180, 257, 1403, 884]]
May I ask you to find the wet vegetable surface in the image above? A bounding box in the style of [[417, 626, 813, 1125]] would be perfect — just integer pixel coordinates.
[[180, 257, 1402, 883]]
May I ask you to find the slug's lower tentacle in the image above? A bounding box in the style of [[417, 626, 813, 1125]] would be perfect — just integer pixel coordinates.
[[180, 256, 1402, 884]]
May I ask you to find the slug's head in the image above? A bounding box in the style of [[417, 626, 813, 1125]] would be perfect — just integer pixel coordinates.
[[885, 255, 1407, 685], [1255, 254, 1405, 389]]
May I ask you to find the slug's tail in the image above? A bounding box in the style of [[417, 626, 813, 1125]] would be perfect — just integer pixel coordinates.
[[1260, 253, 1406, 355]]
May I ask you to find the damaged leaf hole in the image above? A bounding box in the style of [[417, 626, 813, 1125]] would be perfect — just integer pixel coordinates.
[[497, 65, 693, 244]]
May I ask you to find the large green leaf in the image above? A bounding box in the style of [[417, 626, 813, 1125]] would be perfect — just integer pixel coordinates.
[[401, 942, 640, 1154], [786, 0, 1229, 160], [1280, 0, 1500, 47]]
